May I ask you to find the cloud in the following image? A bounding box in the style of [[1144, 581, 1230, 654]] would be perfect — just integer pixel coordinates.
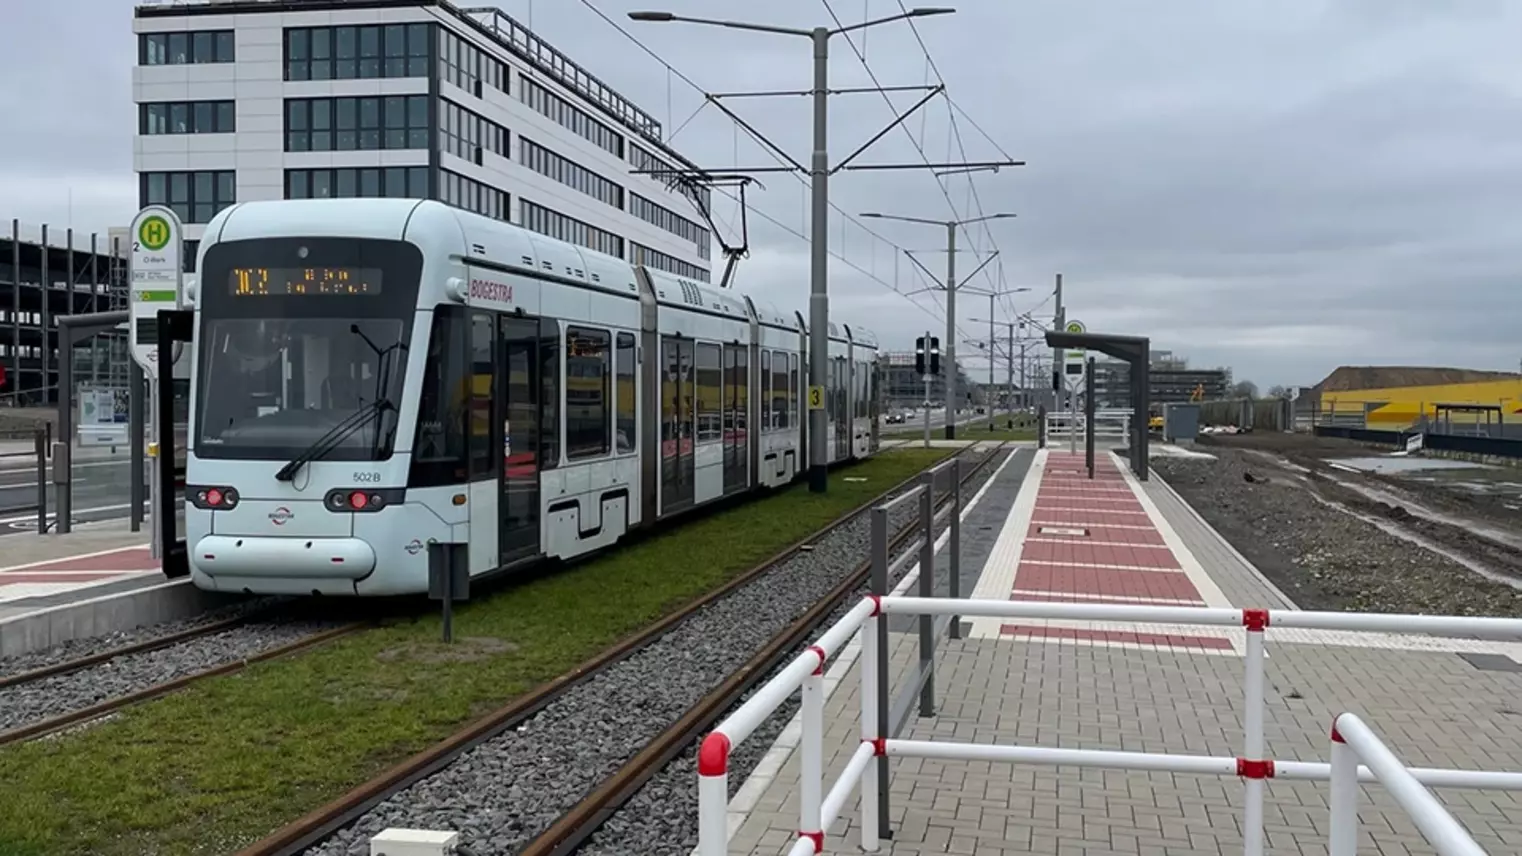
[[5, 0, 1521, 387]]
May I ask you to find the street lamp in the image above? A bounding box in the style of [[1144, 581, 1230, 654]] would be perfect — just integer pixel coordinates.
[[859, 211, 1015, 439], [630, 6, 957, 494]]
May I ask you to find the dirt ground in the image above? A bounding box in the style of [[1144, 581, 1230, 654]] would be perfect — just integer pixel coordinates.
[[1154, 439, 1522, 616], [1200, 431, 1522, 530]]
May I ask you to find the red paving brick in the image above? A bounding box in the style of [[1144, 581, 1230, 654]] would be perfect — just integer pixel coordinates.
[[1027, 523, 1167, 545], [1021, 539, 1179, 569], [1002, 452, 1212, 648], [999, 624, 1233, 650], [1017, 564, 1203, 601]]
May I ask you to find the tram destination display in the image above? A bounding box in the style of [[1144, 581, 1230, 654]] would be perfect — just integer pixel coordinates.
[[229, 267, 383, 296]]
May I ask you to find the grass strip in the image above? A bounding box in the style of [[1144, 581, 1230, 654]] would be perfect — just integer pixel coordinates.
[[0, 449, 952, 856]]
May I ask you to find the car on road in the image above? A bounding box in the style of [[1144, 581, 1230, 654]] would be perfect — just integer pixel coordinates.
[[886, 412, 906, 424]]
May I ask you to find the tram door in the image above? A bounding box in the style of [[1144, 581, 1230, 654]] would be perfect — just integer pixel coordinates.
[[661, 337, 695, 513], [498, 317, 542, 563]]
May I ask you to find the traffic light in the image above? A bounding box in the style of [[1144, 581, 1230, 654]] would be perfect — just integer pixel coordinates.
[[929, 337, 941, 376], [915, 336, 927, 374]]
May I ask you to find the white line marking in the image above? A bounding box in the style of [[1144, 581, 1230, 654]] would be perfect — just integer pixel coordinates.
[[0, 542, 150, 573], [1019, 559, 1181, 573]]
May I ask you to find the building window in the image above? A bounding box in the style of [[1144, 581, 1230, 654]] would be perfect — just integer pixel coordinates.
[[519, 199, 624, 259], [631, 242, 709, 283], [140, 31, 234, 65], [565, 326, 610, 460], [438, 29, 508, 97], [285, 24, 431, 81], [629, 193, 710, 258], [615, 332, 636, 454], [286, 167, 430, 200], [140, 170, 236, 225], [630, 143, 711, 212], [141, 101, 235, 135], [519, 77, 623, 158], [520, 138, 624, 210], [285, 96, 429, 152], [440, 100, 508, 164], [439, 171, 508, 221]]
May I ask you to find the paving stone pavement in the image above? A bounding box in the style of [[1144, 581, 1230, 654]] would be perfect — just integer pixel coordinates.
[[722, 450, 1522, 855]]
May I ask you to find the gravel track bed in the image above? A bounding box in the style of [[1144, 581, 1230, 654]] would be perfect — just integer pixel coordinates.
[[304, 449, 1001, 856], [0, 617, 345, 734], [0, 596, 280, 681], [1154, 448, 1522, 616]]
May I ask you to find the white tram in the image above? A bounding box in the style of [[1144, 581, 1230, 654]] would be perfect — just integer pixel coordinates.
[[183, 199, 882, 596]]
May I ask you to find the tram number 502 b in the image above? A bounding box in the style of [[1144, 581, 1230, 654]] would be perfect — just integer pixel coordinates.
[[353, 472, 382, 483]]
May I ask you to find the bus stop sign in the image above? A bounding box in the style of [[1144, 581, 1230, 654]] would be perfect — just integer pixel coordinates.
[[129, 206, 185, 376]]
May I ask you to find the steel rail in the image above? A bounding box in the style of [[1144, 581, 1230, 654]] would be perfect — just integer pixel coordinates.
[[516, 442, 1008, 856], [233, 444, 995, 856]]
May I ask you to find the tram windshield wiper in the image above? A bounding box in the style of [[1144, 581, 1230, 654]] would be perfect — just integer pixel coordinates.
[[273, 398, 395, 482]]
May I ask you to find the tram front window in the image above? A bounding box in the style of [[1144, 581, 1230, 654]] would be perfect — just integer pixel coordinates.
[[197, 316, 408, 460]]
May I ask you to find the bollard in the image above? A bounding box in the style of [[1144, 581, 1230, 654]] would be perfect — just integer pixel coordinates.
[[33, 426, 46, 535], [949, 457, 962, 639], [868, 505, 892, 842], [917, 470, 936, 717], [427, 542, 469, 643]]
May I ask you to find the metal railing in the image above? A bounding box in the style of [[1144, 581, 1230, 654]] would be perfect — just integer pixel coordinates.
[[694, 502, 1522, 855]]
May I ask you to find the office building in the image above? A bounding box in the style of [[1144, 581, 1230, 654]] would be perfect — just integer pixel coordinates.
[[133, 0, 712, 280]]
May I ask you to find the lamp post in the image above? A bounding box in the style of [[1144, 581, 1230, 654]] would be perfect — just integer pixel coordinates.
[[859, 211, 1015, 438], [630, 6, 956, 493]]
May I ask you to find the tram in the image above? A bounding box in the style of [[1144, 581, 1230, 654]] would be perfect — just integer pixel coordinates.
[[182, 199, 882, 596]]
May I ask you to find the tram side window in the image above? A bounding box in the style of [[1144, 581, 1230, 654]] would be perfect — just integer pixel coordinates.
[[759, 351, 771, 431], [615, 332, 636, 454], [789, 353, 799, 430], [565, 326, 609, 461], [410, 307, 469, 486], [772, 350, 788, 429], [540, 319, 561, 468], [696, 342, 722, 441]]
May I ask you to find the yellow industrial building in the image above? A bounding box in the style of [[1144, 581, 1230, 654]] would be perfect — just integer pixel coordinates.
[[1316, 367, 1522, 430]]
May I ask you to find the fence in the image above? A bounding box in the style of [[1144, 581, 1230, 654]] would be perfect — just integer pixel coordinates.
[[1043, 409, 1130, 448], [1197, 396, 1294, 432], [695, 498, 1522, 856]]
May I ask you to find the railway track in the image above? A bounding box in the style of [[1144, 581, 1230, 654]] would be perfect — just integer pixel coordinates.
[[240, 441, 1008, 856], [0, 607, 368, 747]]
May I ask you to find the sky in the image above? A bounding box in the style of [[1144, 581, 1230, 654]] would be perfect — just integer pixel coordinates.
[[3, 0, 1521, 389]]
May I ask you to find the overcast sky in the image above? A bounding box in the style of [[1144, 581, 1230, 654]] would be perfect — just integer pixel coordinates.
[[3, 0, 1520, 389]]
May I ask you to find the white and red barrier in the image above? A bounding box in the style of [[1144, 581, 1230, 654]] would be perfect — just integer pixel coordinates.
[[695, 598, 1522, 856]]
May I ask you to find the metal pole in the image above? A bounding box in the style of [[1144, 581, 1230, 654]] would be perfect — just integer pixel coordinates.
[[1085, 356, 1096, 478], [148, 379, 160, 559], [1006, 322, 1014, 428], [1052, 273, 1064, 411], [40, 225, 50, 404], [943, 222, 957, 440], [948, 457, 962, 639], [806, 26, 830, 493], [55, 328, 72, 534], [921, 329, 930, 449], [129, 359, 144, 532], [986, 295, 995, 432], [917, 471, 935, 717], [10, 219, 18, 401], [869, 505, 892, 841]]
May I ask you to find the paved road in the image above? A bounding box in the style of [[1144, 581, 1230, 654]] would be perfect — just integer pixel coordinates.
[[0, 450, 148, 520]]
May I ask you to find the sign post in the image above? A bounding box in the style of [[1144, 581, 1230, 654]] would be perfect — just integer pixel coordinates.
[[128, 206, 185, 561], [1063, 320, 1086, 454]]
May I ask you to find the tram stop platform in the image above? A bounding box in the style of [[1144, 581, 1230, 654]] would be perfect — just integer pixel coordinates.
[[717, 449, 1522, 855], [0, 520, 228, 658]]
